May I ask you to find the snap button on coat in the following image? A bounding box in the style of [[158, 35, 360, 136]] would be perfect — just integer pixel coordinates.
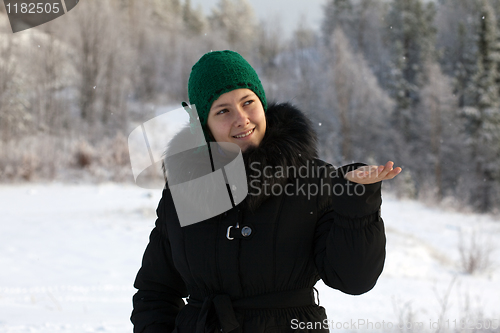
[[241, 226, 252, 237]]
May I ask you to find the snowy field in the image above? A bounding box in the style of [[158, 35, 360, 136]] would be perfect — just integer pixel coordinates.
[[0, 183, 499, 333]]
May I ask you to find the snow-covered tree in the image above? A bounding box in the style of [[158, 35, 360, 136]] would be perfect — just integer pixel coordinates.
[[321, 0, 355, 45], [385, 0, 437, 146], [436, 0, 479, 107], [461, 0, 500, 212], [323, 0, 389, 55], [416, 62, 464, 201], [183, 0, 206, 36], [317, 28, 394, 165], [209, 0, 257, 56], [150, 0, 182, 32], [469, 0, 500, 109], [0, 32, 31, 142]]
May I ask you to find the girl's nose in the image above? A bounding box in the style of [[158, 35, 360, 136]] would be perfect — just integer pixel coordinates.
[[233, 106, 249, 127]]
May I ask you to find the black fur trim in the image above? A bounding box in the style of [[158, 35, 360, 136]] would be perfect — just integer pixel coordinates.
[[242, 102, 318, 211]]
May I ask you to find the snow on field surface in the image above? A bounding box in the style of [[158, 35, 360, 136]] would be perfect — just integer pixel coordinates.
[[0, 183, 499, 333]]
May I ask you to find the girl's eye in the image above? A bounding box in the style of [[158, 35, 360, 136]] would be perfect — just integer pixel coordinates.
[[244, 100, 253, 106], [216, 109, 228, 115]]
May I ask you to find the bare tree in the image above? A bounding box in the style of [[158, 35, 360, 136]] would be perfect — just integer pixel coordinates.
[[209, 0, 258, 57], [321, 28, 394, 164], [458, 229, 495, 274], [417, 62, 461, 201], [69, 0, 112, 126], [0, 29, 32, 142]]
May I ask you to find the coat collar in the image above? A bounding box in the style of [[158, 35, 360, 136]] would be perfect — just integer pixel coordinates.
[[163, 102, 318, 212], [242, 102, 318, 211]]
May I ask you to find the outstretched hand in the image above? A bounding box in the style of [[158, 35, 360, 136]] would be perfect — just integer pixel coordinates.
[[344, 161, 402, 184]]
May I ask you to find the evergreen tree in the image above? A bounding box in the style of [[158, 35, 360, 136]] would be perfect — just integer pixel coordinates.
[[385, 0, 437, 141], [456, 23, 481, 107], [472, 0, 500, 109], [435, 0, 480, 108], [321, 0, 355, 45], [321, 0, 392, 91], [463, 0, 500, 212]]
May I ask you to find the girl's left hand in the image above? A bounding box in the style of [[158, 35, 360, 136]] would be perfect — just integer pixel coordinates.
[[344, 161, 402, 184]]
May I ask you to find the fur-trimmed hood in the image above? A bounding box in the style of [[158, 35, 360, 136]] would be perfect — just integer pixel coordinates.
[[242, 102, 318, 210], [164, 102, 318, 212]]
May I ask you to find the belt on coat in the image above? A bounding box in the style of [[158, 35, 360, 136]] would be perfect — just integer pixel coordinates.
[[187, 287, 316, 333]]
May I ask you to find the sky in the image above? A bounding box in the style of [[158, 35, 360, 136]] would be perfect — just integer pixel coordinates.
[[190, 0, 327, 37]]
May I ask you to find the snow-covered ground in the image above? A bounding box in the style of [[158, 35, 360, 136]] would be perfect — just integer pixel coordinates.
[[0, 183, 499, 333]]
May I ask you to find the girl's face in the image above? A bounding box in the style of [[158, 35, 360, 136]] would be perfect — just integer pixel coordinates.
[[207, 88, 266, 152]]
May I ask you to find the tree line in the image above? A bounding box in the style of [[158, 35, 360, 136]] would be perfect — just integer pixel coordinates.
[[0, 0, 499, 213]]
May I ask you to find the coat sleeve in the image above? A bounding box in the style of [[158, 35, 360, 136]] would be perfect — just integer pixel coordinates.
[[131, 189, 188, 333], [314, 163, 386, 295]]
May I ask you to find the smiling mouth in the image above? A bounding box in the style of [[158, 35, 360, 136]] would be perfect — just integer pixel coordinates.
[[233, 128, 255, 138]]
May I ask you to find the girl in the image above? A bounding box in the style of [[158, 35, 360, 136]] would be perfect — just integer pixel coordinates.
[[131, 50, 401, 333]]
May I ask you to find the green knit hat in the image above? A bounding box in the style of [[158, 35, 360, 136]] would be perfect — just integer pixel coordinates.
[[188, 50, 267, 130]]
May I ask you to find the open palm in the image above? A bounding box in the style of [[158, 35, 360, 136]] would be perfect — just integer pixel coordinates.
[[344, 161, 402, 184]]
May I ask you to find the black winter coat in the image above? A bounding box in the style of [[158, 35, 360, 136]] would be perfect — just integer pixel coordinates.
[[131, 103, 386, 333]]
